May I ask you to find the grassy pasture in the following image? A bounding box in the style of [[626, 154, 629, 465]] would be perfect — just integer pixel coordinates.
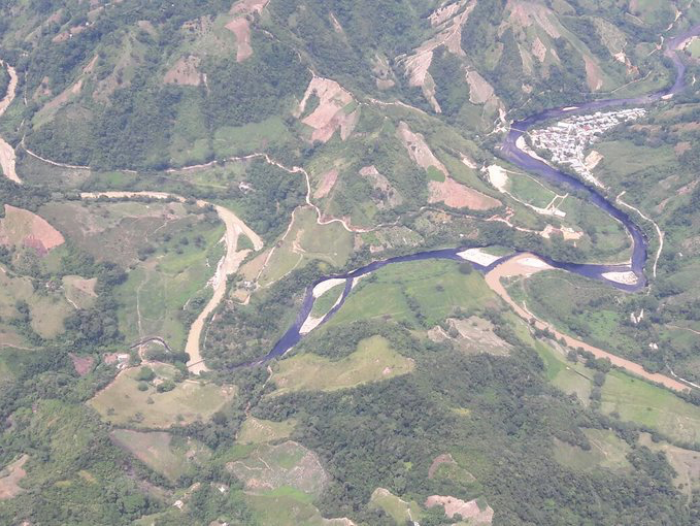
[[328, 260, 495, 328], [639, 433, 700, 497], [229, 441, 328, 497], [553, 429, 632, 473], [601, 370, 700, 445], [271, 335, 414, 395], [237, 417, 296, 445], [89, 364, 233, 428], [258, 207, 352, 287], [310, 282, 345, 318], [111, 429, 210, 482], [369, 488, 423, 525]]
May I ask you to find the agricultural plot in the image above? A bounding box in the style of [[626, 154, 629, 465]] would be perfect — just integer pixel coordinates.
[[228, 440, 328, 496], [111, 430, 210, 482], [639, 433, 700, 497], [257, 207, 353, 287], [237, 417, 296, 445], [553, 429, 632, 473], [369, 488, 423, 525], [601, 370, 700, 445], [89, 364, 234, 428], [328, 260, 496, 328], [270, 335, 414, 395]]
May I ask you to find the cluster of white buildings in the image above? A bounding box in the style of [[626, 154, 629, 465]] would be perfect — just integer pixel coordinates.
[[528, 108, 646, 186]]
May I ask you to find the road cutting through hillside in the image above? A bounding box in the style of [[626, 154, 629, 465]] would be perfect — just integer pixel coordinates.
[[80, 191, 263, 374]]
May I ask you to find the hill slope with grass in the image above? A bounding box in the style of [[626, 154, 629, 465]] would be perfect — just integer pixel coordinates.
[[2, 1, 700, 525]]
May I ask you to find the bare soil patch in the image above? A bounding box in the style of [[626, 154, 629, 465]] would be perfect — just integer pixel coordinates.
[[397, 122, 448, 175], [297, 77, 358, 143], [466, 70, 496, 104], [0, 205, 65, 256], [428, 453, 457, 479], [428, 316, 512, 355], [429, 177, 500, 210], [584, 56, 604, 91], [69, 353, 95, 376], [359, 165, 403, 208], [314, 169, 339, 199], [0, 455, 29, 500], [227, 0, 270, 62]]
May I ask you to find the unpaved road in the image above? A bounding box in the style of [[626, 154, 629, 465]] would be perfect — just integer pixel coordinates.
[[485, 253, 689, 392], [0, 61, 19, 184], [80, 191, 263, 375]]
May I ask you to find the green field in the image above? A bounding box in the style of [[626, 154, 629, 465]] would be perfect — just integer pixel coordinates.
[[310, 282, 345, 318], [271, 335, 413, 395], [89, 364, 234, 428], [553, 429, 632, 473], [369, 488, 423, 525], [328, 260, 495, 328], [237, 417, 297, 445], [111, 430, 210, 482], [601, 370, 700, 445]]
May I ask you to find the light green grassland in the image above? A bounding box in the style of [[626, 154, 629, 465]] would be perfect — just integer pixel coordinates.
[[89, 364, 233, 428], [328, 260, 495, 328], [369, 488, 423, 525], [271, 335, 414, 395], [601, 370, 700, 445], [310, 282, 345, 318], [507, 172, 557, 209], [553, 429, 632, 473], [213, 117, 293, 158], [111, 429, 210, 482], [237, 417, 297, 445], [258, 207, 352, 287]]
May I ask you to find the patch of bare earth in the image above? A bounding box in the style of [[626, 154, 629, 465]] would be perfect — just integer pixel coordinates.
[[226, 0, 270, 62], [164, 55, 202, 86], [0, 205, 65, 256], [428, 316, 512, 355], [0, 61, 19, 184], [425, 495, 494, 524], [296, 77, 359, 143], [430, 177, 500, 210], [675, 141, 691, 156], [359, 165, 403, 208], [507, 0, 561, 38], [400, 0, 476, 113], [69, 353, 95, 376], [397, 122, 498, 210], [466, 70, 496, 104], [0, 455, 29, 500], [584, 56, 604, 91], [314, 169, 339, 199]]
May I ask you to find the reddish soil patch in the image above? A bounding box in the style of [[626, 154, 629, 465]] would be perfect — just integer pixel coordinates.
[[227, 0, 270, 62], [313, 169, 339, 199], [69, 353, 95, 376], [0, 205, 65, 256], [0, 455, 29, 500], [226, 18, 253, 62], [675, 141, 692, 156], [297, 77, 358, 143], [429, 178, 500, 211], [164, 56, 202, 86]]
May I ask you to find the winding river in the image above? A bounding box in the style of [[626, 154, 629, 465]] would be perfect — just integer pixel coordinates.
[[254, 24, 700, 382]]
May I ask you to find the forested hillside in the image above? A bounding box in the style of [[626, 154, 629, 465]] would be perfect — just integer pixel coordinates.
[[1, 1, 700, 525]]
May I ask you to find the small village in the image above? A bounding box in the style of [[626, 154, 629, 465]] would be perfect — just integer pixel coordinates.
[[528, 108, 646, 186]]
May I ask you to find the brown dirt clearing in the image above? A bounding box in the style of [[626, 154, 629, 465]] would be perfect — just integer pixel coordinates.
[[0, 205, 65, 255], [297, 77, 358, 143], [0, 455, 29, 500]]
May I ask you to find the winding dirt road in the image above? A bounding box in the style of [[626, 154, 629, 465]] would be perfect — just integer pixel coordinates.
[[485, 254, 689, 392], [80, 191, 263, 375], [0, 61, 19, 184]]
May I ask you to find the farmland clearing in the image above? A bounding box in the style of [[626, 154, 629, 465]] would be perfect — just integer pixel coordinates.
[[0, 455, 28, 500], [270, 335, 414, 395], [89, 364, 234, 428]]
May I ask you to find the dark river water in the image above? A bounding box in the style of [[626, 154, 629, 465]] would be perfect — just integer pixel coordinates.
[[252, 24, 700, 364]]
